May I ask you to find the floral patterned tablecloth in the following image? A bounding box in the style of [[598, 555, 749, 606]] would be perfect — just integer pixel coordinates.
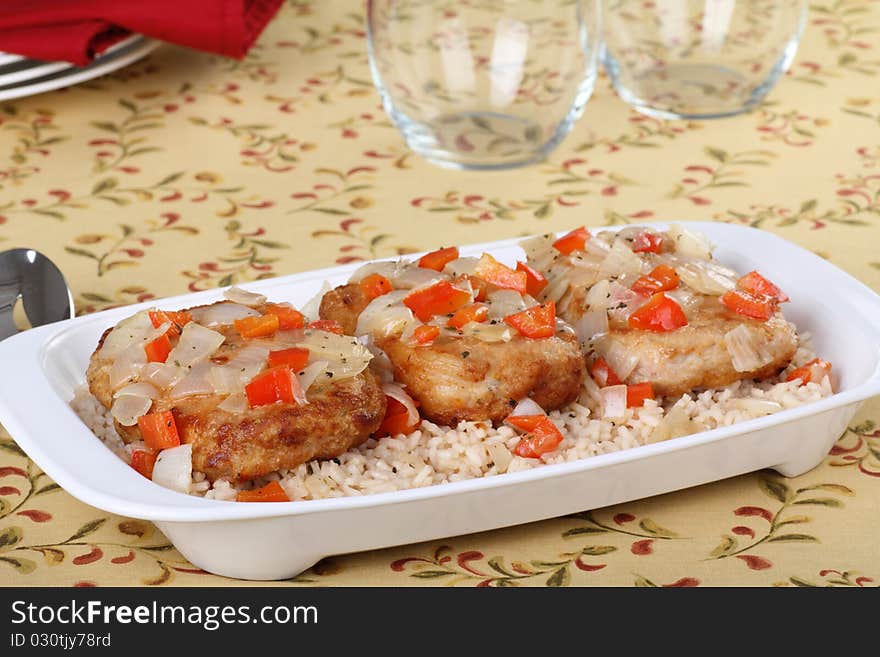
[[1, 1, 878, 588]]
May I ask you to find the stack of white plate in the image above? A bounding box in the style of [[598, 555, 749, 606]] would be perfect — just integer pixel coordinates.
[[0, 33, 160, 101]]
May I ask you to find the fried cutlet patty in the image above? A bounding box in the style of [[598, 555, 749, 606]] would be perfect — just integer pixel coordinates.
[[87, 302, 386, 481], [320, 283, 585, 425]]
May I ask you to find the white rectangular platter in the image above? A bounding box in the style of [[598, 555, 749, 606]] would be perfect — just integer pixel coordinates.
[[0, 222, 878, 580]]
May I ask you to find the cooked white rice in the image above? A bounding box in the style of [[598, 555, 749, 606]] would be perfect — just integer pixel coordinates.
[[70, 336, 831, 502]]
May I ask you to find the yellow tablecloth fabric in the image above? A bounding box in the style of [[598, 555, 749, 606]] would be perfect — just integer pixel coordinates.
[[1, 1, 878, 587]]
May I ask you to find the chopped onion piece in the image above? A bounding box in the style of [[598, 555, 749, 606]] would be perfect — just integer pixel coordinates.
[[392, 266, 443, 290], [542, 274, 570, 305], [606, 282, 645, 324], [600, 238, 644, 278], [600, 385, 628, 420], [141, 362, 185, 390], [167, 323, 225, 369], [113, 382, 160, 399], [189, 302, 259, 326], [579, 371, 603, 406], [98, 311, 154, 359], [348, 260, 398, 284], [289, 369, 307, 405], [487, 289, 527, 320], [296, 359, 329, 393], [459, 321, 513, 343], [226, 344, 270, 378], [356, 289, 415, 337], [152, 444, 192, 494], [675, 260, 736, 296], [574, 309, 609, 342], [509, 397, 545, 418], [616, 226, 643, 242], [208, 366, 242, 395], [223, 286, 267, 307], [519, 234, 561, 274], [667, 224, 714, 261], [297, 330, 372, 379], [382, 383, 420, 427], [566, 263, 603, 292], [109, 345, 147, 390], [105, 317, 171, 384], [615, 271, 643, 289], [582, 237, 612, 259], [519, 234, 554, 261], [233, 344, 273, 370], [487, 442, 513, 473], [168, 361, 214, 399], [724, 324, 775, 372], [208, 344, 269, 393], [568, 253, 603, 277], [596, 336, 640, 380], [596, 230, 616, 246], [218, 392, 249, 414], [442, 257, 479, 278], [362, 338, 395, 383], [110, 394, 152, 427], [585, 278, 611, 312]]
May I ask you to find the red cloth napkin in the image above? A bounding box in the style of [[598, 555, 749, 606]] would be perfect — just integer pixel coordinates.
[[0, 0, 284, 65]]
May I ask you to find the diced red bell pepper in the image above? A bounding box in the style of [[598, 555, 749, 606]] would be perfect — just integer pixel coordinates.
[[235, 314, 280, 338], [447, 303, 488, 330], [404, 280, 471, 322], [631, 264, 680, 296], [628, 293, 688, 332], [512, 416, 564, 459], [130, 449, 157, 479], [307, 319, 344, 335], [377, 397, 420, 437], [786, 358, 832, 385], [264, 303, 305, 330], [516, 261, 548, 296], [626, 382, 655, 407], [473, 253, 527, 294], [418, 246, 459, 272], [149, 310, 192, 337], [359, 273, 394, 300], [245, 366, 297, 407], [737, 271, 789, 303], [631, 231, 664, 254], [137, 410, 181, 450], [144, 334, 172, 363], [505, 414, 545, 432], [590, 357, 621, 387], [720, 289, 777, 321], [411, 324, 440, 345], [553, 226, 591, 255], [456, 274, 488, 302], [236, 481, 290, 503], [267, 347, 310, 370], [504, 301, 556, 339]]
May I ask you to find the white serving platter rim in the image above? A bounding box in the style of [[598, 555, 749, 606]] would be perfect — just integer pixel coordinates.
[[1, 222, 878, 525]]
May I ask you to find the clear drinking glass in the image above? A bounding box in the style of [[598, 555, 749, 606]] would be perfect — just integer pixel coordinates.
[[602, 0, 807, 119], [367, 0, 602, 170]]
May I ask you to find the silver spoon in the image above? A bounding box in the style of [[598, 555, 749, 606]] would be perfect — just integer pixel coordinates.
[[0, 248, 75, 340]]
